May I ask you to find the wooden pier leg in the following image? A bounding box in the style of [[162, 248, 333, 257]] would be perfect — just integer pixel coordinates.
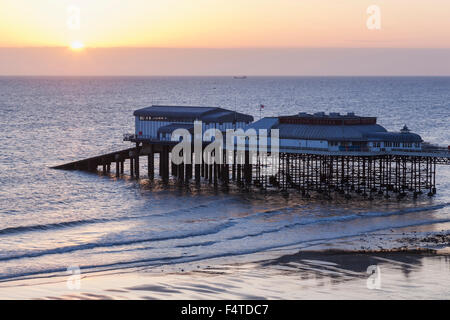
[[171, 157, 177, 177], [368, 158, 373, 200], [213, 162, 218, 185], [209, 162, 213, 184], [178, 162, 184, 182], [158, 152, 163, 178], [224, 164, 229, 185], [335, 156, 339, 192], [101, 157, 106, 175], [120, 160, 124, 174], [195, 163, 201, 184], [237, 164, 241, 184], [129, 153, 134, 177], [160, 151, 164, 179], [248, 154, 253, 185], [189, 154, 193, 180], [115, 154, 120, 177], [201, 159, 205, 177], [166, 147, 170, 181], [432, 159, 436, 194], [217, 163, 221, 181], [213, 151, 218, 185], [203, 153, 208, 180], [244, 151, 251, 185], [418, 157, 422, 194], [177, 150, 184, 182], [232, 151, 236, 181], [162, 147, 169, 182], [362, 157, 366, 196], [148, 147, 154, 180], [384, 157, 390, 198], [395, 158, 400, 193], [172, 150, 178, 178], [173, 162, 178, 178], [237, 151, 243, 185], [186, 153, 192, 181], [135, 154, 140, 178]]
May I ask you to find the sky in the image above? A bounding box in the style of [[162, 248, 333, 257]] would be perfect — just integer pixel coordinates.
[[1, 0, 449, 75]]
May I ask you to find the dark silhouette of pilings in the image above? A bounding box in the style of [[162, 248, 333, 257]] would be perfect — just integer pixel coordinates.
[[54, 142, 446, 200], [148, 145, 154, 180]]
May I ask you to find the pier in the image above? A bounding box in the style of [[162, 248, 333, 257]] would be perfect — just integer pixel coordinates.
[[52, 106, 450, 200]]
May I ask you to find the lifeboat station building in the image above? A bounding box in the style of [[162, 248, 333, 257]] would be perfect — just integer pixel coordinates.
[[132, 105, 254, 141]]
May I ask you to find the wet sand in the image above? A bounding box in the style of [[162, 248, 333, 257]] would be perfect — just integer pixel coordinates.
[[1, 230, 449, 300]]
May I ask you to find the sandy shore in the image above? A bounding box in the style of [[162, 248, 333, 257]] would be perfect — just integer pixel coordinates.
[[1, 228, 449, 300]]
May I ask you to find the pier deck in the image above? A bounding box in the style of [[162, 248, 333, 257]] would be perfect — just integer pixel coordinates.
[[52, 140, 449, 200]]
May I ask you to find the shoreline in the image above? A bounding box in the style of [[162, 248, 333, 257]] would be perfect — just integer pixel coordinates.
[[1, 230, 449, 300]]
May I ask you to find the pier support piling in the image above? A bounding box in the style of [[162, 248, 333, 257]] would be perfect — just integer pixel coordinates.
[[148, 147, 154, 180], [115, 154, 120, 177], [129, 152, 134, 177]]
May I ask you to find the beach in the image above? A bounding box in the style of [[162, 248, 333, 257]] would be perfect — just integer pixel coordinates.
[[1, 227, 449, 300]]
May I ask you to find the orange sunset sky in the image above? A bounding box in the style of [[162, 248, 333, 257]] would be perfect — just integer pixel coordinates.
[[1, 0, 449, 75]]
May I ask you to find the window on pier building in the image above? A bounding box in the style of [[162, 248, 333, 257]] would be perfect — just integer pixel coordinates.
[[393, 142, 400, 148], [403, 142, 412, 148], [139, 116, 168, 121], [385, 142, 392, 148]]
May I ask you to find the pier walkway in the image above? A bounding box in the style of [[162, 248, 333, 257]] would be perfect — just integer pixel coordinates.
[[52, 140, 449, 200]]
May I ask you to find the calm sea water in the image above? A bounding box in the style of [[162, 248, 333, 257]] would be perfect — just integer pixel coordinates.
[[0, 76, 449, 283]]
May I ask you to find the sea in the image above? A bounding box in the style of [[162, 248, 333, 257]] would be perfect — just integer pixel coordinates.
[[0, 76, 449, 296]]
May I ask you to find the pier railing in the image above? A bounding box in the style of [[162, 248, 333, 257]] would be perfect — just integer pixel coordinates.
[[123, 133, 136, 141]]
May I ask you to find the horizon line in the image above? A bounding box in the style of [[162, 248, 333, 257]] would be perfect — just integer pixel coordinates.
[[2, 46, 450, 50], [2, 75, 450, 77]]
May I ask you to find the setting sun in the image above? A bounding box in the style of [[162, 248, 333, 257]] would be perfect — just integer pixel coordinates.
[[70, 41, 84, 50]]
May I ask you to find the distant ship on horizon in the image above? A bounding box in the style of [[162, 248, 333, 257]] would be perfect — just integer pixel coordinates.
[[233, 75, 247, 79]]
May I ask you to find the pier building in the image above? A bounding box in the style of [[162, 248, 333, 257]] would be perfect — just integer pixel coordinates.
[[53, 106, 450, 200]]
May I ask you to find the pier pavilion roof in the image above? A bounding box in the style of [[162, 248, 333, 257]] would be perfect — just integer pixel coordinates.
[[134, 105, 253, 123], [276, 123, 387, 141], [366, 132, 423, 143], [246, 112, 423, 142], [157, 123, 194, 135]]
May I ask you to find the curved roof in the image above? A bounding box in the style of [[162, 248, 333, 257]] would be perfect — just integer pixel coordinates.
[[134, 105, 253, 123], [366, 132, 423, 143], [275, 123, 387, 141], [246, 117, 423, 142], [157, 123, 194, 134]]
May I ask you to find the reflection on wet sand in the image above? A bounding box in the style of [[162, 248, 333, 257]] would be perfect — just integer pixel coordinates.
[[264, 249, 447, 283], [19, 248, 447, 300]]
